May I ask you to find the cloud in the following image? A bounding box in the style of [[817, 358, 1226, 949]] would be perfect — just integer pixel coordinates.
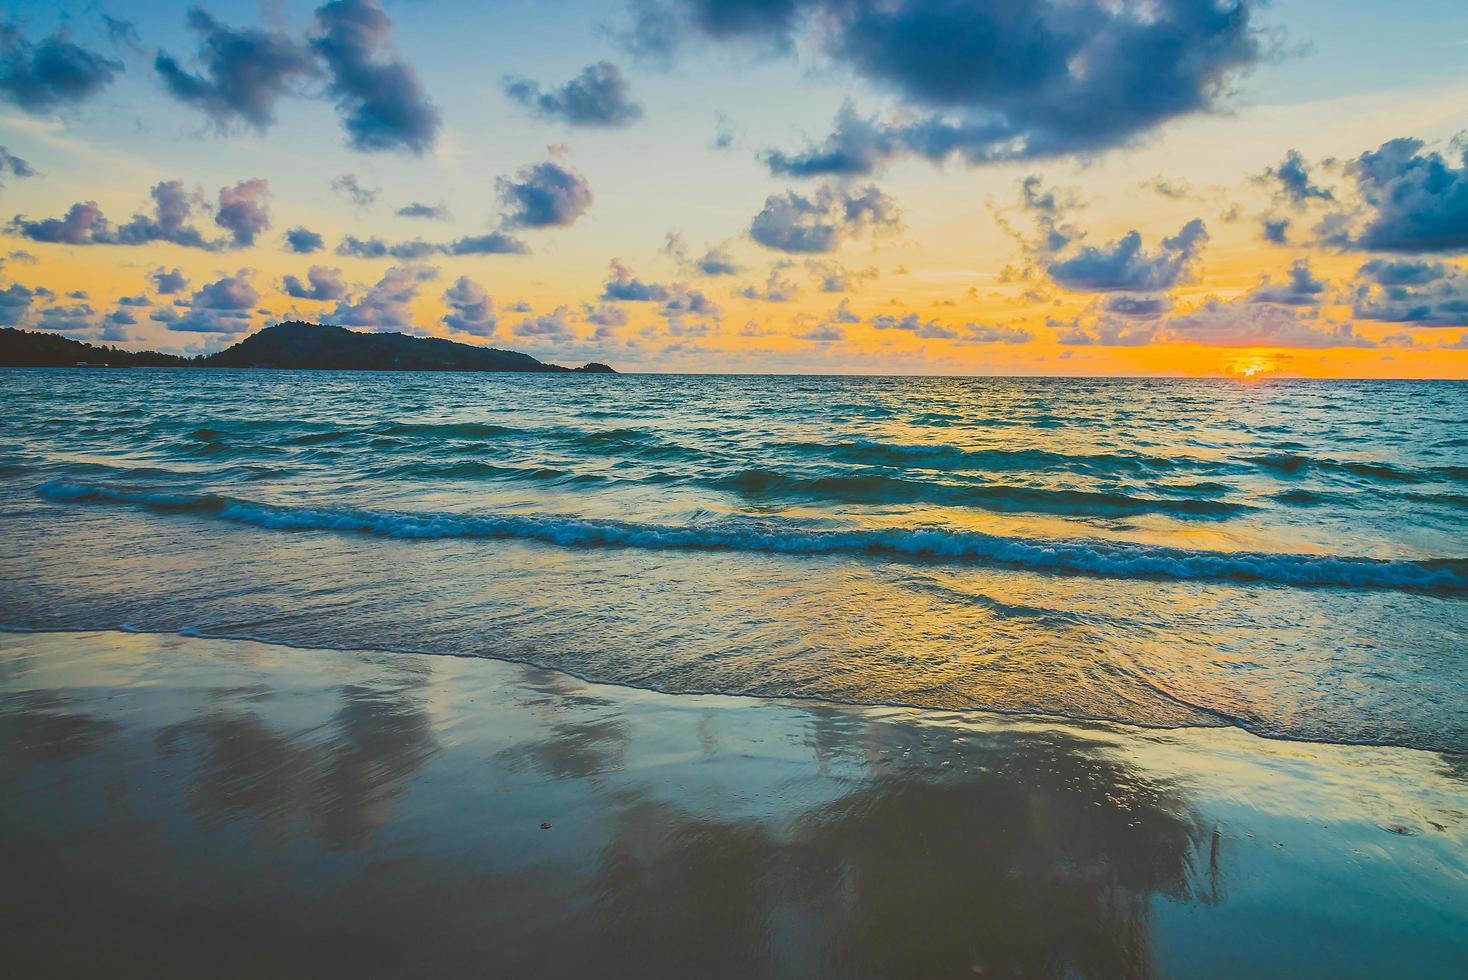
[[1248, 258, 1327, 306], [284, 226, 326, 253], [0, 281, 41, 325], [792, 323, 845, 342], [193, 269, 260, 310], [1352, 259, 1468, 326], [328, 263, 434, 329], [311, 0, 441, 154], [1261, 150, 1333, 207], [1047, 219, 1207, 292], [10, 179, 271, 251], [504, 61, 643, 127], [34, 301, 97, 333], [157, 269, 261, 333], [282, 265, 347, 301], [1103, 294, 1174, 317], [806, 258, 876, 292], [149, 267, 190, 294], [763, 102, 896, 178], [961, 322, 1033, 344], [665, 233, 740, 275], [601, 259, 669, 301], [337, 232, 528, 259], [443, 232, 528, 255], [736, 263, 800, 302], [749, 183, 900, 254], [871, 312, 957, 339], [215, 178, 271, 246], [646, 0, 1264, 174], [497, 159, 594, 229], [1261, 218, 1289, 244], [583, 303, 629, 336], [441, 275, 497, 336], [331, 172, 378, 207], [396, 201, 449, 219], [513, 305, 575, 342], [0, 24, 123, 114], [1165, 297, 1371, 348], [155, 8, 318, 131], [1331, 138, 1468, 254], [102, 16, 141, 53], [827, 298, 861, 323], [0, 145, 35, 186]]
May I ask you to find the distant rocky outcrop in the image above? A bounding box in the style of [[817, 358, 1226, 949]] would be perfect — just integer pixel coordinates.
[[0, 321, 617, 374]]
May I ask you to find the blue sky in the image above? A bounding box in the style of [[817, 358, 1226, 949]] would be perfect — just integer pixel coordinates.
[[1, 0, 1467, 375]]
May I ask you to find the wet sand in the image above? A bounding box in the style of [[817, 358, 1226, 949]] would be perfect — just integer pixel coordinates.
[[2, 630, 1466, 979]]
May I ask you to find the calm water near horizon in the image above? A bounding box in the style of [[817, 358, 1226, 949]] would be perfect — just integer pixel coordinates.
[[2, 368, 1465, 752]]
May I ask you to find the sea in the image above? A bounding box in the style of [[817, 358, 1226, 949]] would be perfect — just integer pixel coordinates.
[[2, 369, 1465, 752]]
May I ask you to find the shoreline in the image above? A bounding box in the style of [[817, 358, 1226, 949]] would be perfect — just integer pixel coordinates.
[[3, 629, 1466, 978], [5, 622, 1462, 758]]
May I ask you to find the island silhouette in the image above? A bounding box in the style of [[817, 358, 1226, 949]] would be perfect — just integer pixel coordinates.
[[0, 321, 615, 373]]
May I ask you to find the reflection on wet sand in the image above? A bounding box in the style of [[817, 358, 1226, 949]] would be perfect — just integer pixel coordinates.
[[1, 630, 1465, 979]]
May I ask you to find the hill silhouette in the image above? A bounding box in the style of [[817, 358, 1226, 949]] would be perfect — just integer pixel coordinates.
[[0, 321, 616, 373]]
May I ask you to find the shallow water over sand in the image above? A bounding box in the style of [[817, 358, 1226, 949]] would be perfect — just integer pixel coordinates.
[[2, 370, 1466, 749], [2, 631, 1466, 979]]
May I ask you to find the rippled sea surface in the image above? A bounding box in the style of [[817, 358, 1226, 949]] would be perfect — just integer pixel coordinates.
[[3, 369, 1465, 751]]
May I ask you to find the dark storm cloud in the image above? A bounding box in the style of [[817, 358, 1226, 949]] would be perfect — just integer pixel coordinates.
[[1334, 138, 1468, 254], [0, 23, 123, 114], [749, 183, 900, 254], [1248, 258, 1326, 306], [497, 160, 593, 229], [504, 61, 643, 127], [632, 0, 1264, 173], [312, 0, 441, 154], [1047, 219, 1207, 292], [10, 179, 270, 251], [1352, 259, 1468, 327], [155, 8, 318, 131], [441, 275, 497, 336], [282, 264, 347, 301], [284, 226, 326, 253]]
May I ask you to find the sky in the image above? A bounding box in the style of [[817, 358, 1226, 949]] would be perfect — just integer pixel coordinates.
[[1, 0, 1467, 376]]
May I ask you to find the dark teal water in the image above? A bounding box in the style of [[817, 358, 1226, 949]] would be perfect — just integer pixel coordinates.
[[2, 369, 1465, 750]]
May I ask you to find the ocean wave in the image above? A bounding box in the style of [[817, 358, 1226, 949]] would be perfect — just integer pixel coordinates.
[[37, 480, 1468, 594], [787, 439, 1209, 476], [717, 468, 1247, 517], [1247, 452, 1468, 484]]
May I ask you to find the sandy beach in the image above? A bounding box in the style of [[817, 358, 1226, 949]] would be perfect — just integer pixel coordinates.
[[2, 629, 1465, 978]]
